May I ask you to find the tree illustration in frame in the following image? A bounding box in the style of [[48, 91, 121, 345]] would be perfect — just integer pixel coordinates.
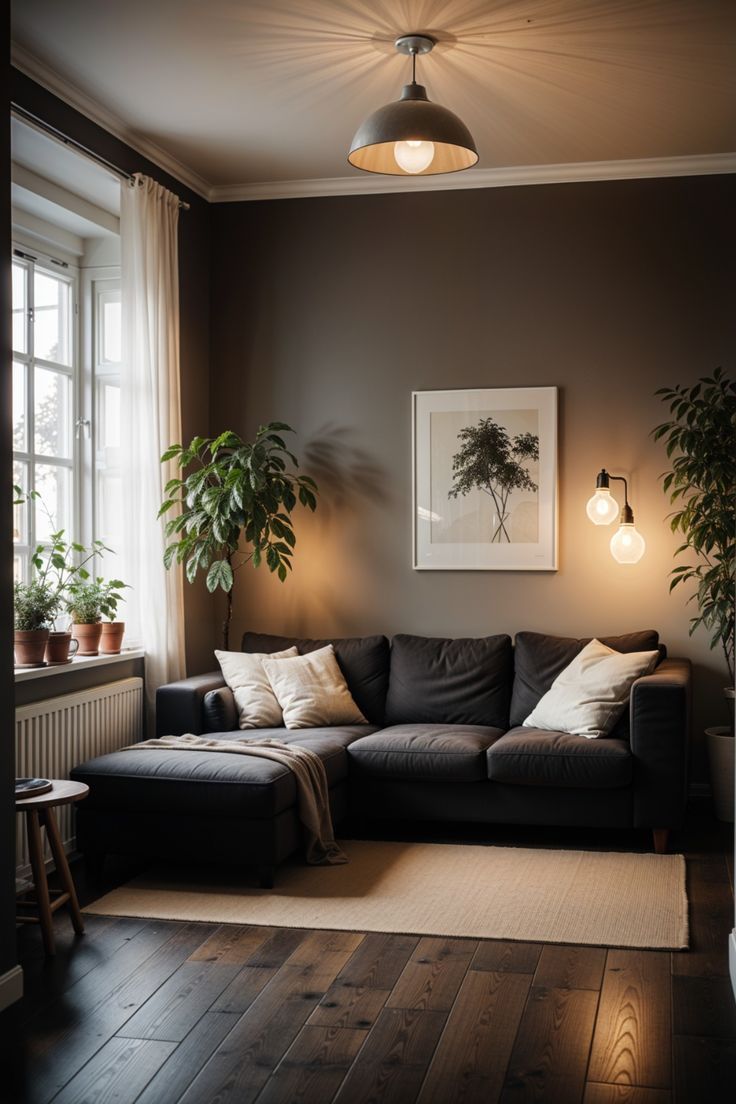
[[448, 417, 539, 542]]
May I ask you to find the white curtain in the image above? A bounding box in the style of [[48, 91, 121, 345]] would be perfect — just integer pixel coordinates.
[[120, 173, 186, 717]]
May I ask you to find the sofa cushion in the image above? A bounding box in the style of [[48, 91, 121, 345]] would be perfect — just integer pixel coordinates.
[[510, 630, 661, 730], [71, 726, 376, 818], [523, 639, 659, 738], [385, 634, 513, 728], [487, 726, 632, 789], [262, 646, 367, 729], [348, 723, 505, 782], [203, 687, 238, 733], [242, 632, 389, 725]]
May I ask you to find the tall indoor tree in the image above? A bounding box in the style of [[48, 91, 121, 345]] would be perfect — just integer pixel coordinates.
[[159, 423, 317, 648], [652, 368, 735, 684]]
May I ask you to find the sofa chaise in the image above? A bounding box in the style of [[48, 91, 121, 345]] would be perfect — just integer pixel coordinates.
[[70, 629, 691, 886]]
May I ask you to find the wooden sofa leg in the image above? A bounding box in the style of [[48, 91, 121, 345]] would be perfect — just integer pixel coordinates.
[[652, 829, 670, 854], [258, 865, 275, 890]]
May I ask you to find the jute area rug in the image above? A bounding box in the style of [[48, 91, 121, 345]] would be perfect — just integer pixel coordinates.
[[84, 840, 688, 950]]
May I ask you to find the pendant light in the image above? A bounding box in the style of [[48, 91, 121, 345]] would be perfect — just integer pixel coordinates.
[[586, 469, 646, 564], [348, 35, 478, 177]]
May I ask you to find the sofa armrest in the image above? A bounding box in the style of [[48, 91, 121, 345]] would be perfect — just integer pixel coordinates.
[[630, 658, 692, 828], [156, 671, 226, 736]]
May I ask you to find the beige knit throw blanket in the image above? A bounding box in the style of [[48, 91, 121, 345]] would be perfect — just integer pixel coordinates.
[[128, 734, 347, 866]]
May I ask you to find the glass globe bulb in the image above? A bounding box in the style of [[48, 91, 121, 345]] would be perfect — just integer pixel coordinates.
[[610, 523, 646, 564], [394, 140, 435, 173], [585, 488, 619, 526]]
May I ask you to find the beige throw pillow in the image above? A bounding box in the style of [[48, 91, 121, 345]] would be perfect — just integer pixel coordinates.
[[262, 644, 368, 729], [523, 638, 659, 739], [215, 647, 298, 729]]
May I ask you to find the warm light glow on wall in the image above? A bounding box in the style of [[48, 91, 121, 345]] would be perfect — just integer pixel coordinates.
[[586, 469, 645, 564]]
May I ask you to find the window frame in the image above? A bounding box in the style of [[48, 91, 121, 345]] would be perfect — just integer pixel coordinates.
[[12, 244, 80, 581], [80, 267, 122, 554]]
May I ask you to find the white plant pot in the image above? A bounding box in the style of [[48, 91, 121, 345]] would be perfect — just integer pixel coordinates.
[[706, 726, 735, 823]]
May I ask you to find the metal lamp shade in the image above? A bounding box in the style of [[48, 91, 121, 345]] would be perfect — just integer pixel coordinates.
[[348, 84, 478, 176]]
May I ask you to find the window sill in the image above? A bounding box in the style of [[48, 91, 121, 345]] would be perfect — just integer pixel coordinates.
[[14, 648, 145, 683]]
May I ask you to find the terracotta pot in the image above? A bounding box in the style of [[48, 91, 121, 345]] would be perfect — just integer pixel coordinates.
[[14, 628, 50, 666], [71, 622, 103, 656], [44, 631, 80, 665], [100, 622, 125, 655]]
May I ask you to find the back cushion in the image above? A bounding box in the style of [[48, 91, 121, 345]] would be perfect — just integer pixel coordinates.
[[241, 632, 390, 725], [510, 630, 661, 732], [385, 634, 513, 728]]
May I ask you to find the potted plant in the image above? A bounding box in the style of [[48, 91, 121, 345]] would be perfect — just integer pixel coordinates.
[[13, 486, 114, 665], [66, 578, 128, 656], [159, 423, 317, 648], [652, 368, 736, 820], [13, 579, 60, 665]]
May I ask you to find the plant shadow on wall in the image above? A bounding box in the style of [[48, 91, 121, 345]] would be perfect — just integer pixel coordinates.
[[297, 424, 393, 632], [448, 417, 539, 543]]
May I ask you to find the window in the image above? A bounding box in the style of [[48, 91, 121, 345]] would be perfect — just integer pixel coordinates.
[[12, 246, 123, 584], [12, 250, 78, 581]]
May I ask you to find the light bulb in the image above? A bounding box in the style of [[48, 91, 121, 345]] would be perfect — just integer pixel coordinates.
[[610, 523, 646, 564], [394, 140, 435, 173], [586, 488, 619, 526]]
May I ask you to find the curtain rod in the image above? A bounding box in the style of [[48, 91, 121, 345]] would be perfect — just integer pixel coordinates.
[[11, 103, 191, 211]]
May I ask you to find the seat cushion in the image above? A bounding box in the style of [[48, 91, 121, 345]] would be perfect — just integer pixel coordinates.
[[385, 634, 513, 728], [348, 724, 505, 782], [487, 726, 632, 789], [242, 632, 389, 725], [71, 726, 376, 819], [510, 630, 661, 735]]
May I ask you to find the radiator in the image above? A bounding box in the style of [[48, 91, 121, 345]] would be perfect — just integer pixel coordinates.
[[15, 677, 144, 881]]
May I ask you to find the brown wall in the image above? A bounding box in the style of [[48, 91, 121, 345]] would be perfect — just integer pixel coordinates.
[[10, 70, 213, 674], [211, 176, 735, 780]]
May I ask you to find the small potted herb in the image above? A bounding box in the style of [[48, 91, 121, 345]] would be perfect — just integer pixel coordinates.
[[66, 578, 128, 656], [13, 579, 60, 666], [13, 486, 114, 665]]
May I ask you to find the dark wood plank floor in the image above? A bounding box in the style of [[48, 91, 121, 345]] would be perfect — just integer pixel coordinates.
[[2, 808, 735, 1104]]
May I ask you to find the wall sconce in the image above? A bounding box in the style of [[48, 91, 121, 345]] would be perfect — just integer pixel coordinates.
[[586, 469, 646, 564]]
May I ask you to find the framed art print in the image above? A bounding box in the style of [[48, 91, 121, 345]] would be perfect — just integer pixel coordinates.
[[413, 387, 558, 570]]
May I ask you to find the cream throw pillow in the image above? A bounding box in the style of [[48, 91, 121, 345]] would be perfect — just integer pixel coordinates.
[[523, 638, 659, 739], [215, 647, 298, 729], [262, 644, 368, 729]]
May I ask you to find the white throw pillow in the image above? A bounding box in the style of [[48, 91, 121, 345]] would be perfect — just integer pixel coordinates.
[[215, 647, 298, 729], [262, 644, 368, 729], [523, 638, 659, 739]]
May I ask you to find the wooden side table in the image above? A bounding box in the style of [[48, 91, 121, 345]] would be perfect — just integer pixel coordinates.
[[15, 780, 89, 955]]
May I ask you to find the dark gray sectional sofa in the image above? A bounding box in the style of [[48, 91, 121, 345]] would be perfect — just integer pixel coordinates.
[[71, 629, 692, 886]]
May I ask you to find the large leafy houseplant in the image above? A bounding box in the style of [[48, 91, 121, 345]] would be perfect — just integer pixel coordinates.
[[159, 424, 317, 648], [652, 368, 735, 686]]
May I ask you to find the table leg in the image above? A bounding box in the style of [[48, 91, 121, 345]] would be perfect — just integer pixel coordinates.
[[42, 807, 85, 936], [25, 810, 55, 955]]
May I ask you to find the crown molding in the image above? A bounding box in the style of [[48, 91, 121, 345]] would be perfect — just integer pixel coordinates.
[[12, 44, 735, 206], [11, 43, 211, 200], [210, 153, 736, 203]]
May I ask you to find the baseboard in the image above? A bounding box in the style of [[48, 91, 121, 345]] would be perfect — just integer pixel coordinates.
[[0, 965, 23, 1013], [730, 931, 736, 1004]]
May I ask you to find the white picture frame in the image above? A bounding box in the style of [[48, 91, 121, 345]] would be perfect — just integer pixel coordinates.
[[412, 386, 558, 571]]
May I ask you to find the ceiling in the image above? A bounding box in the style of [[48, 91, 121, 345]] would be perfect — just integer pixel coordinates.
[[10, 0, 736, 200]]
